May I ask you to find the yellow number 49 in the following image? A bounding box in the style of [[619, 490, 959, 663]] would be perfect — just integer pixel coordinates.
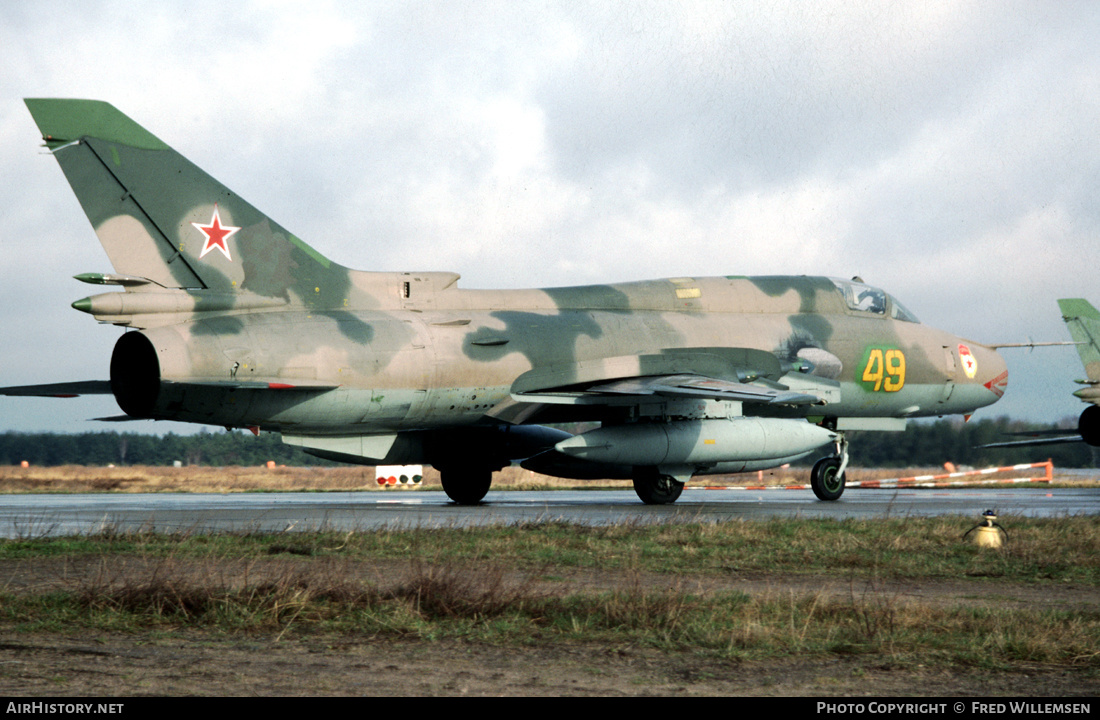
[[861, 348, 906, 392]]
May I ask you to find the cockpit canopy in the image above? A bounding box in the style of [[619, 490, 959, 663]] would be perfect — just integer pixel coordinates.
[[830, 278, 919, 323]]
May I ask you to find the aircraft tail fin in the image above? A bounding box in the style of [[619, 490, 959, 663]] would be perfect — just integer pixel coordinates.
[[1058, 298, 1100, 383], [25, 99, 346, 302]]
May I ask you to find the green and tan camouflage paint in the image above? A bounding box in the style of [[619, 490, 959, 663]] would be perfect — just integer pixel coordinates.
[[16, 99, 1008, 485]]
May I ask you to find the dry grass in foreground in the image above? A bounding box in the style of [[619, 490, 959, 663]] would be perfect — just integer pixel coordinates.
[[3, 549, 1097, 672], [0, 517, 1096, 695], [0, 462, 1095, 494]]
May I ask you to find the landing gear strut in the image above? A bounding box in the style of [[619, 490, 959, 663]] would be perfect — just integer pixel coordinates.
[[811, 436, 849, 501], [632, 468, 685, 505]]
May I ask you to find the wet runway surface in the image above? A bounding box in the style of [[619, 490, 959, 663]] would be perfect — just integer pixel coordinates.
[[0, 486, 1095, 537]]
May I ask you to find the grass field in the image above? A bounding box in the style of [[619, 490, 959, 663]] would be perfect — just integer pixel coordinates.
[[0, 512, 1096, 669]]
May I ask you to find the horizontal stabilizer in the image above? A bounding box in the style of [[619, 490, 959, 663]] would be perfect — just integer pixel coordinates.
[[0, 380, 112, 397], [163, 379, 339, 392]]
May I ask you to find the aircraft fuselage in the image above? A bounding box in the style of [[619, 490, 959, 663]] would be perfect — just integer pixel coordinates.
[[111, 274, 1006, 434]]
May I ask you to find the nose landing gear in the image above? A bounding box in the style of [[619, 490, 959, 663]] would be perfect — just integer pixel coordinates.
[[811, 436, 849, 501]]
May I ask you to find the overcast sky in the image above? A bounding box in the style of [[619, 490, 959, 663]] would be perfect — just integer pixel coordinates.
[[1, 1, 1098, 438]]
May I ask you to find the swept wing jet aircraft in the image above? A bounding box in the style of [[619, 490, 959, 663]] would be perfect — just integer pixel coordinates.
[[1, 99, 1008, 504]]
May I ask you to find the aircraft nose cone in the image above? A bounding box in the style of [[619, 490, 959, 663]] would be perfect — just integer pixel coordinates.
[[942, 342, 1006, 416], [969, 343, 1008, 404], [948, 341, 1007, 414]]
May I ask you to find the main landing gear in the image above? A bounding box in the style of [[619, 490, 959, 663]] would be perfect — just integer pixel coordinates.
[[632, 468, 685, 505], [811, 436, 849, 501], [439, 467, 493, 505]]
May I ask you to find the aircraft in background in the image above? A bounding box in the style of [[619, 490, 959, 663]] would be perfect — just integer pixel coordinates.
[[982, 299, 1100, 449], [1, 99, 1008, 505]]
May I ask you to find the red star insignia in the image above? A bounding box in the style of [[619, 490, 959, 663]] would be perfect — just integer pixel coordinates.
[[192, 205, 241, 261]]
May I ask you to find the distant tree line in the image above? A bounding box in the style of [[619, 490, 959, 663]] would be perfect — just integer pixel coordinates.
[[0, 429, 335, 467], [848, 416, 1095, 469], [0, 417, 1094, 468]]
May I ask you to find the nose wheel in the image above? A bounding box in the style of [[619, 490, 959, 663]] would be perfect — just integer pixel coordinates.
[[811, 436, 848, 501]]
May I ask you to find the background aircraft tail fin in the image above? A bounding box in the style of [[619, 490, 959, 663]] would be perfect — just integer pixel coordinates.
[[1058, 298, 1100, 383], [25, 99, 346, 302]]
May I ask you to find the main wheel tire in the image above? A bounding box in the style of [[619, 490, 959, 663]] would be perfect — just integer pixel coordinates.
[[632, 470, 685, 505], [440, 469, 493, 505], [810, 456, 845, 501], [1079, 404, 1100, 446]]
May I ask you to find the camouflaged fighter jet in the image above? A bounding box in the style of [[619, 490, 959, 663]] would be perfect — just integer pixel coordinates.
[[2, 99, 1009, 505]]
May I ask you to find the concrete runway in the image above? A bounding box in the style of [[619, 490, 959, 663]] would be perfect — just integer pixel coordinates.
[[0, 486, 1095, 538]]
